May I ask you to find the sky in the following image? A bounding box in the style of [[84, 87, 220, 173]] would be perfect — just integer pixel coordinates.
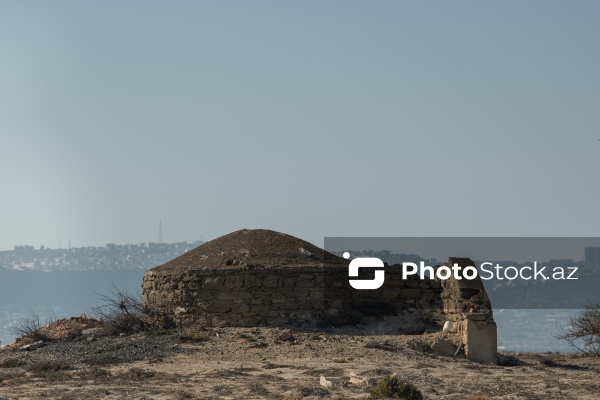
[[1, 1, 599, 251]]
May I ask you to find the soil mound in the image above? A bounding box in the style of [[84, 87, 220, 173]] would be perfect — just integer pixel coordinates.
[[2, 315, 101, 350], [151, 229, 345, 271]]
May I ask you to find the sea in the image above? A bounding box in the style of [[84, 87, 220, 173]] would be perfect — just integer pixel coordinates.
[[0, 268, 583, 352]]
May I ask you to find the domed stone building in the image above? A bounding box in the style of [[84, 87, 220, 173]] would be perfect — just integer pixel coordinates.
[[142, 229, 498, 363]]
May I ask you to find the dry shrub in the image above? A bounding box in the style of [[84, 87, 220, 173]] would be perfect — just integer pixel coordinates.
[[121, 367, 155, 380], [27, 359, 72, 373], [77, 367, 112, 381], [179, 328, 211, 342], [84, 354, 124, 366], [9, 308, 56, 341], [0, 358, 25, 368], [91, 285, 171, 336], [555, 303, 600, 355], [0, 369, 29, 385], [116, 367, 181, 382], [248, 382, 270, 396], [371, 375, 423, 400]]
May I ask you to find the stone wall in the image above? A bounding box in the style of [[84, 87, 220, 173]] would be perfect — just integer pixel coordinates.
[[143, 266, 325, 327], [142, 264, 445, 327], [440, 258, 497, 364]]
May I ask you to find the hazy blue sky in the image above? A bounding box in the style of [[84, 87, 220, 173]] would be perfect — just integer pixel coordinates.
[[1, 1, 599, 251]]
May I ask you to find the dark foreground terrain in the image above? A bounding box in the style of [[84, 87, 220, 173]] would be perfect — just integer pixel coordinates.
[[1, 318, 599, 400]]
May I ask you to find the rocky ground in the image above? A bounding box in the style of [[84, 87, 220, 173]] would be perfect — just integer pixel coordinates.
[[1, 317, 599, 400]]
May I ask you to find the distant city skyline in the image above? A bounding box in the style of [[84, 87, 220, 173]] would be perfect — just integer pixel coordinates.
[[2, 1, 599, 251], [1, 220, 199, 252], [1, 239, 202, 271]]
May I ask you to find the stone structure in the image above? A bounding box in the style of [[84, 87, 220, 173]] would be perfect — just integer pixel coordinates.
[[440, 257, 497, 364], [142, 229, 497, 363]]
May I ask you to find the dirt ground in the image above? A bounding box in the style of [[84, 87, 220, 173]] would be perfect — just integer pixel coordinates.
[[1, 320, 599, 400]]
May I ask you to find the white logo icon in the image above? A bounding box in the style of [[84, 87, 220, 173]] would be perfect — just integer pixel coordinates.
[[344, 252, 385, 290]]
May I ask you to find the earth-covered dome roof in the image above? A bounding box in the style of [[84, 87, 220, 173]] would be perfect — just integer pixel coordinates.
[[150, 229, 346, 271]]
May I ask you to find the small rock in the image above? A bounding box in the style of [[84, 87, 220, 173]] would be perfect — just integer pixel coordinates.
[[320, 375, 334, 388], [299, 247, 313, 257], [82, 327, 101, 336], [174, 307, 186, 315], [443, 321, 456, 333], [348, 374, 368, 386], [21, 340, 45, 351]]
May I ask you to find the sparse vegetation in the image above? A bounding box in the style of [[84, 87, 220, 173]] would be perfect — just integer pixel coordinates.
[[248, 382, 270, 396], [1, 324, 600, 398], [178, 327, 211, 342], [27, 359, 73, 373], [76, 367, 113, 381], [84, 354, 124, 366], [91, 285, 169, 336], [0, 358, 25, 368], [371, 375, 423, 400], [0, 369, 24, 385], [122, 367, 156, 380], [9, 308, 56, 341], [555, 303, 600, 355]]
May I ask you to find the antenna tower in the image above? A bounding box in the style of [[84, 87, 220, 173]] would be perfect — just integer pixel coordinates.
[[159, 219, 163, 244]]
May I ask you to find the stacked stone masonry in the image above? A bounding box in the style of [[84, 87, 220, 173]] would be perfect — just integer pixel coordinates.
[[142, 261, 487, 329]]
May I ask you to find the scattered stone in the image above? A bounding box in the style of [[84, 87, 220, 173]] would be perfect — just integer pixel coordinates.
[[443, 320, 456, 333], [82, 327, 102, 336], [348, 374, 369, 386], [320, 375, 334, 388], [21, 341, 45, 351]]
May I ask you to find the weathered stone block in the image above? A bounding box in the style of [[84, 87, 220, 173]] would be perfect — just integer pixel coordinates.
[[464, 318, 497, 364], [405, 280, 421, 288], [224, 275, 244, 289], [380, 288, 401, 300], [263, 275, 279, 288], [244, 275, 262, 288], [291, 288, 309, 297], [231, 303, 251, 314], [195, 290, 216, 301], [216, 291, 235, 301], [202, 276, 224, 290], [295, 279, 315, 288], [388, 279, 405, 288], [233, 291, 253, 300], [399, 288, 422, 299], [211, 301, 232, 313], [282, 278, 296, 288]]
